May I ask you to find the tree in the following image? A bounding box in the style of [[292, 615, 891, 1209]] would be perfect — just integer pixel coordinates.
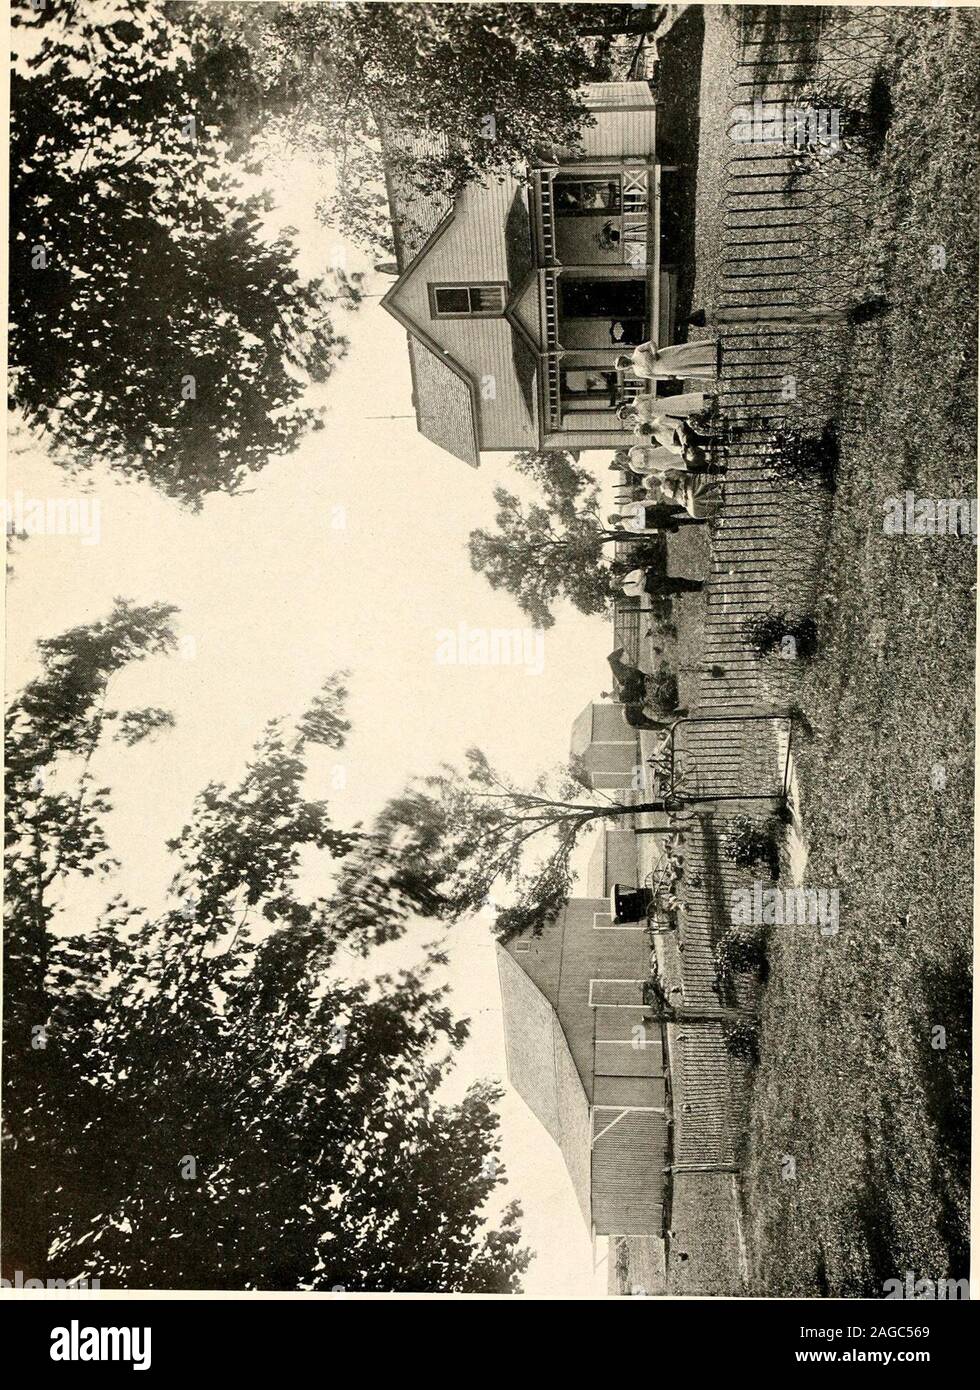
[[3, 597, 180, 1277], [211, 2, 611, 254], [356, 749, 676, 945], [468, 451, 663, 627], [5, 615, 530, 1291], [9, 1, 349, 506]]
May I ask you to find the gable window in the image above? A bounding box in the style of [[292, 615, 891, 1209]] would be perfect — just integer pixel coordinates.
[[430, 283, 506, 318]]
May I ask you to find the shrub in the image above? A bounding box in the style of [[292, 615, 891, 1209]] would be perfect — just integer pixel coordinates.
[[742, 610, 818, 661], [645, 661, 680, 714], [717, 924, 769, 979], [762, 425, 838, 491], [721, 813, 774, 870], [725, 1020, 760, 1065]]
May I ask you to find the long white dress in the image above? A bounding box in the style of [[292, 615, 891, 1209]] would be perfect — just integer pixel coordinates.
[[631, 392, 707, 424], [629, 445, 694, 476], [631, 340, 718, 381]]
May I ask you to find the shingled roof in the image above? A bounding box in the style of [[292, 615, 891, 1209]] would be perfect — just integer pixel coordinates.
[[382, 131, 480, 467], [496, 945, 592, 1225]]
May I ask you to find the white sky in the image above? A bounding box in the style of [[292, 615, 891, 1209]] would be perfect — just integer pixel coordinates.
[[3, 147, 620, 1296]]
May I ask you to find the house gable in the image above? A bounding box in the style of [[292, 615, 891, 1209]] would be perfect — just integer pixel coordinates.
[[381, 176, 539, 453]]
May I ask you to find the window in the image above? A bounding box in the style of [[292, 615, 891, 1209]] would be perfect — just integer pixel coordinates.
[[588, 979, 646, 1007], [431, 283, 506, 318], [554, 177, 622, 216], [514, 941, 530, 953]]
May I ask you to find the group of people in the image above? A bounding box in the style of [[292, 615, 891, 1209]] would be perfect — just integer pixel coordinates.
[[607, 334, 727, 538], [607, 338, 725, 604]]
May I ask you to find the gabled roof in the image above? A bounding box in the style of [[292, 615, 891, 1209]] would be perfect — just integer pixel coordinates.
[[496, 945, 592, 1225], [381, 130, 480, 468], [405, 336, 480, 468]]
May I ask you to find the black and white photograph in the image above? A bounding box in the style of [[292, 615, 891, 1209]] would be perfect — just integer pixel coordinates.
[[2, 0, 977, 1318]]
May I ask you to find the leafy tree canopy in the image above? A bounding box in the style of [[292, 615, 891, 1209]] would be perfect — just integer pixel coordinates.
[[10, 0, 350, 506], [4, 602, 530, 1292], [347, 749, 672, 946], [209, 2, 614, 253], [468, 449, 658, 628]]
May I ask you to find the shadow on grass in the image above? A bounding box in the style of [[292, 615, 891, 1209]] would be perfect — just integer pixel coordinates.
[[656, 8, 704, 327], [849, 1152, 903, 1296], [865, 67, 895, 164], [916, 948, 972, 1279]]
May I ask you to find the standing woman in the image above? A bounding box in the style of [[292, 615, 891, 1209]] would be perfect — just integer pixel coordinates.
[[617, 336, 719, 381]]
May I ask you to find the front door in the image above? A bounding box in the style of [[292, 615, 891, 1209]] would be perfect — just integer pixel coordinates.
[[560, 278, 647, 321]]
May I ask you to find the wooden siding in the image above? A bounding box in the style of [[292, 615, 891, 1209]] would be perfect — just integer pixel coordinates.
[[386, 176, 538, 449], [505, 899, 651, 1102], [592, 1108, 667, 1236], [502, 900, 669, 1238], [586, 826, 641, 897], [595, 1039, 664, 1077], [558, 84, 657, 162]]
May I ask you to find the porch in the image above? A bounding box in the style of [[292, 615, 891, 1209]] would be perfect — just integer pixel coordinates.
[[530, 162, 681, 448]]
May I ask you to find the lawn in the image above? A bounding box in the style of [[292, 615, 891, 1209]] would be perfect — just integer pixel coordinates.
[[737, 6, 978, 1297]]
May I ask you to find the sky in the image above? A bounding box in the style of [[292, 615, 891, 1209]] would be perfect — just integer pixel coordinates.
[[4, 148, 620, 1296]]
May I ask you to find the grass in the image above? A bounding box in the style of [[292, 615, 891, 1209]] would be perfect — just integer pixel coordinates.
[[739, 6, 977, 1297]]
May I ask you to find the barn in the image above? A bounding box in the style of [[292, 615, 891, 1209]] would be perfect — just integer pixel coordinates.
[[497, 897, 668, 1236], [570, 700, 640, 791]]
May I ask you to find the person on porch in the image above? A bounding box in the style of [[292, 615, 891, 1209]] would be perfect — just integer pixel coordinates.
[[616, 336, 719, 380]]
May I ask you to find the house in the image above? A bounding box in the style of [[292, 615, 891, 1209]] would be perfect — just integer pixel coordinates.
[[570, 700, 639, 790], [497, 896, 668, 1237], [381, 82, 679, 467]]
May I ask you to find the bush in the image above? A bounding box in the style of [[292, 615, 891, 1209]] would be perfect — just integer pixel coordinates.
[[645, 661, 680, 714], [742, 610, 818, 661], [762, 425, 838, 491], [717, 924, 769, 979], [725, 1020, 760, 1065], [721, 813, 775, 871]]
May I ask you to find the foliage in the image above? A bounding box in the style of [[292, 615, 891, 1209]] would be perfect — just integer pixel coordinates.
[[10, 0, 348, 506], [742, 611, 818, 661], [363, 749, 671, 944], [788, 77, 892, 169], [716, 924, 769, 983], [469, 454, 644, 627], [210, 2, 612, 254], [761, 425, 839, 491], [4, 607, 529, 1292], [724, 1020, 760, 1066], [643, 661, 681, 715], [720, 814, 775, 872]]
